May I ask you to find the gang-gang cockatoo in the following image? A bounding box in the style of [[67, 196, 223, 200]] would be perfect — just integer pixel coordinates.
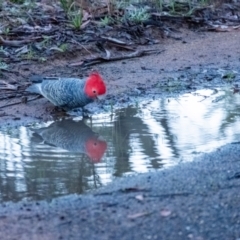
[[26, 72, 106, 110]]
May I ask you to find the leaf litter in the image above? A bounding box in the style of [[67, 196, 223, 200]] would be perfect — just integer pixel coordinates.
[[0, 0, 239, 107]]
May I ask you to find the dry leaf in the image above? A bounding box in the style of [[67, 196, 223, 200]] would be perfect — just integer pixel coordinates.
[[80, 20, 91, 30], [210, 25, 240, 32], [160, 209, 172, 217], [0, 81, 18, 90], [135, 195, 144, 201], [127, 212, 150, 219]]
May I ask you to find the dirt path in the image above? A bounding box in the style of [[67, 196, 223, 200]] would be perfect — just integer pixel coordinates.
[[1, 29, 239, 128]]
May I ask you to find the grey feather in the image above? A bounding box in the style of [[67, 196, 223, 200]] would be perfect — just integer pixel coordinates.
[[26, 83, 42, 94], [26, 77, 92, 109], [29, 75, 45, 83]]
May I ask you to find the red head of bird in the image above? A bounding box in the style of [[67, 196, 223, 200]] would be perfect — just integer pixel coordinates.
[[84, 72, 106, 99]]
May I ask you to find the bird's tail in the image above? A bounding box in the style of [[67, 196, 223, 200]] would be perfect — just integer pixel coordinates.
[[29, 75, 46, 83], [30, 75, 61, 83], [25, 83, 42, 94]]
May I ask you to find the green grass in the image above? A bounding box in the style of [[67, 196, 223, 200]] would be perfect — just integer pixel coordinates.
[[0, 60, 8, 71], [6, 0, 219, 28], [59, 0, 74, 13], [69, 10, 83, 29], [0, 0, 222, 62], [26, 47, 34, 60], [125, 7, 150, 23], [100, 16, 113, 26], [59, 43, 68, 52]]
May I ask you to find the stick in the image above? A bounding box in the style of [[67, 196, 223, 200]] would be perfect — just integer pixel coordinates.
[[0, 36, 42, 47], [0, 96, 41, 109], [69, 49, 164, 67]]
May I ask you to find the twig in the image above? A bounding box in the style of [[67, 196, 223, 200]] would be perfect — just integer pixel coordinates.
[[69, 49, 164, 67], [70, 39, 94, 56], [106, 42, 135, 51], [0, 96, 41, 109], [0, 36, 42, 47], [0, 80, 18, 90], [100, 36, 129, 45]]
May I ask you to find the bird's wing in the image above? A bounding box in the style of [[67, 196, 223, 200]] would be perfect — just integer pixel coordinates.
[[40, 79, 85, 107]]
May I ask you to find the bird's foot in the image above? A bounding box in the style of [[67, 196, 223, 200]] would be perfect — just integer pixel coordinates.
[[48, 106, 68, 118], [67, 108, 92, 119]]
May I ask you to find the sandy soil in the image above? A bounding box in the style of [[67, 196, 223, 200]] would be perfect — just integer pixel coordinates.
[[0, 29, 239, 127]]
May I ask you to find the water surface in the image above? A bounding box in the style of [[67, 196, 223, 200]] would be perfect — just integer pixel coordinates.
[[0, 88, 240, 202]]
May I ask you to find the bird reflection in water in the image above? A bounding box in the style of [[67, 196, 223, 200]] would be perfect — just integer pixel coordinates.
[[31, 119, 107, 163]]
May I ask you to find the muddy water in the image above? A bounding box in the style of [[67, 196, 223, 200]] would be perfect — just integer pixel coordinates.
[[0, 88, 240, 202]]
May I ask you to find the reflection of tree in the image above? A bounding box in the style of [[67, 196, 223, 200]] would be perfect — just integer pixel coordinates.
[[158, 99, 180, 159], [215, 90, 240, 137], [112, 103, 180, 176], [0, 134, 26, 202], [112, 108, 133, 177], [0, 165, 18, 202], [23, 153, 102, 202]]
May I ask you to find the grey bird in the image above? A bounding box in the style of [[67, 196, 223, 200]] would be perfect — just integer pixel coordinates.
[[26, 72, 107, 110]]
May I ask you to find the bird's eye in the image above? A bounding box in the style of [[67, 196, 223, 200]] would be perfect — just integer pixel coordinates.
[[93, 90, 96, 94]]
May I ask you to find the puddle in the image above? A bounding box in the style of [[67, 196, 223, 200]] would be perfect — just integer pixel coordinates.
[[0, 88, 240, 202]]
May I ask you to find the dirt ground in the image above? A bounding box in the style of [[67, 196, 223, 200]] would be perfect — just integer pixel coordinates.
[[0, 24, 240, 240], [0, 28, 239, 128], [0, 0, 240, 239]]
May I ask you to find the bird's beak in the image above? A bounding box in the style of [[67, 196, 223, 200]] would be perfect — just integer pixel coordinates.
[[97, 95, 105, 100]]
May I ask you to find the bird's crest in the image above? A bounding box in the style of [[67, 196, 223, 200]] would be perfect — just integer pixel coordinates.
[[84, 72, 106, 98]]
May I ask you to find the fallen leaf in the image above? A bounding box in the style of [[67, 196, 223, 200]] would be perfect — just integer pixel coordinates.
[[160, 209, 172, 217], [135, 195, 144, 201], [80, 19, 91, 30], [0, 81, 18, 90], [127, 212, 150, 219]]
